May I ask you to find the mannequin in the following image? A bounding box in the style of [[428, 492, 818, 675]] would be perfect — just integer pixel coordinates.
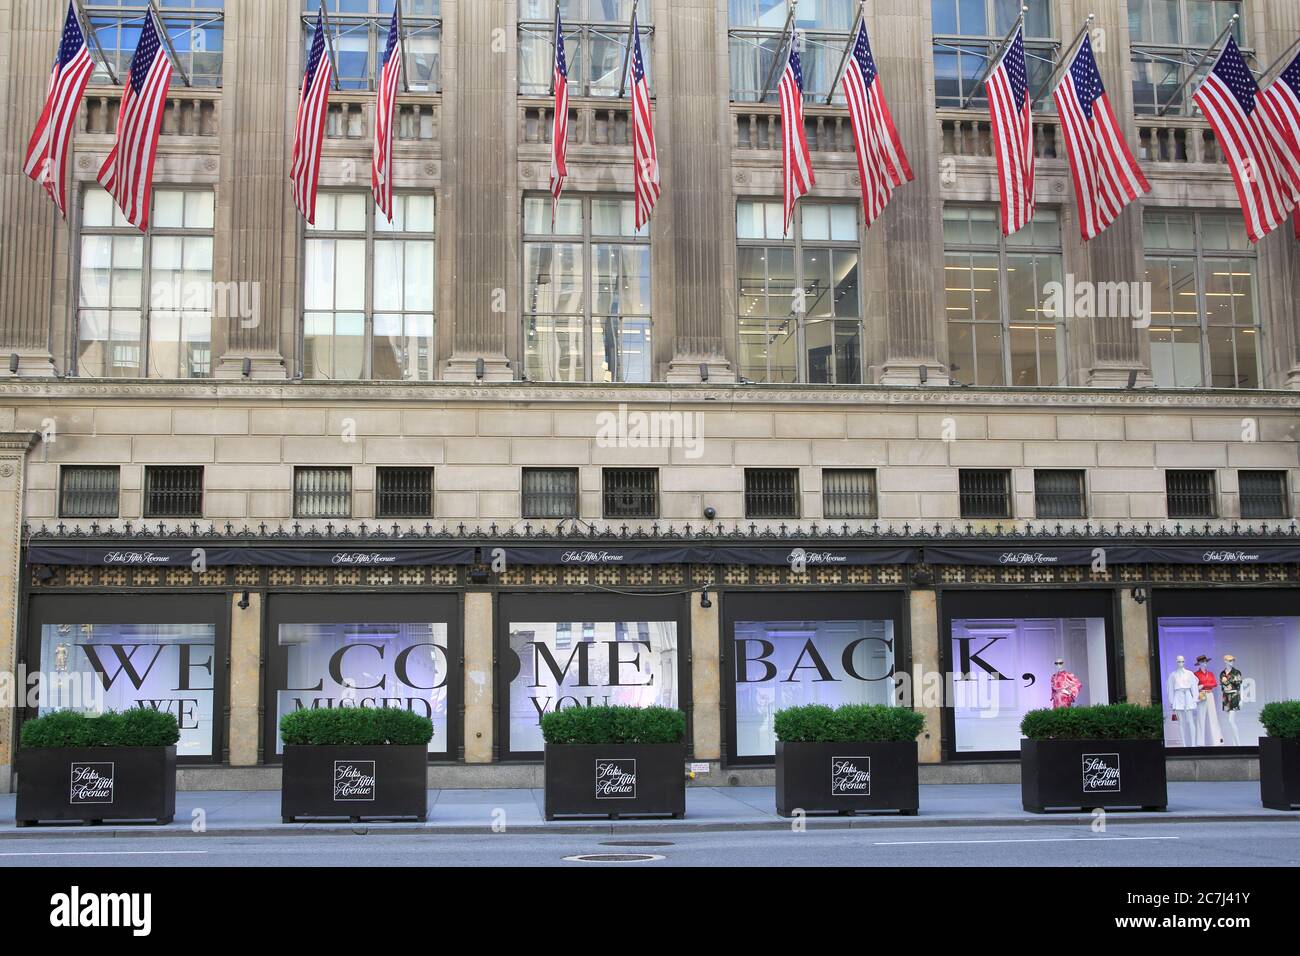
[[1167, 655, 1199, 746], [1194, 655, 1223, 746], [1049, 658, 1082, 708], [1219, 654, 1244, 746]]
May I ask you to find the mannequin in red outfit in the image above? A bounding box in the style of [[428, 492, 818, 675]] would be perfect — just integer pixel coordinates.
[[1194, 654, 1222, 746]]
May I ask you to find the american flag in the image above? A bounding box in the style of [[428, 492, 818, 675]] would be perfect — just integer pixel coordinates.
[[291, 13, 333, 225], [840, 19, 912, 229], [629, 14, 659, 231], [779, 37, 815, 235], [95, 10, 172, 232], [1194, 37, 1296, 243], [1257, 47, 1300, 229], [23, 2, 94, 219], [372, 7, 403, 222], [550, 5, 569, 220], [985, 26, 1035, 236], [1053, 34, 1150, 241]]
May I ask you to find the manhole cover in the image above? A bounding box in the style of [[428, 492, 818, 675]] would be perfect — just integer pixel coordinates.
[[563, 853, 664, 863], [599, 841, 675, 847]]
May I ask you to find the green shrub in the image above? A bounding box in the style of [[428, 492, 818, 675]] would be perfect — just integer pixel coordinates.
[[279, 706, 434, 746], [1260, 701, 1300, 739], [1020, 703, 1163, 741], [540, 706, 686, 745], [20, 708, 180, 748], [774, 704, 925, 743]]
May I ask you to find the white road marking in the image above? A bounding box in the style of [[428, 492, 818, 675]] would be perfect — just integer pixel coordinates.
[[875, 836, 1180, 846], [0, 850, 208, 858]]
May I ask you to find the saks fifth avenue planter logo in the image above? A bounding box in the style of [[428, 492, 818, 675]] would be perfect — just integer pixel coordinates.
[[1203, 550, 1261, 563], [70, 762, 114, 805], [102, 552, 172, 565], [333, 760, 377, 801], [830, 757, 871, 797], [561, 550, 627, 564], [331, 552, 399, 565], [1081, 753, 1121, 794], [595, 759, 637, 799], [998, 552, 1059, 565]]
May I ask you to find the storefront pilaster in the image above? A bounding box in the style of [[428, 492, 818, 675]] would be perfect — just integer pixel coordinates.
[[1120, 589, 1152, 706], [909, 590, 942, 765], [690, 591, 721, 762], [0, 432, 38, 792], [463, 592, 493, 764], [228, 591, 262, 767]]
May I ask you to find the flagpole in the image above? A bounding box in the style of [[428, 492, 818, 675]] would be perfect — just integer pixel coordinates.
[[617, 0, 642, 99], [74, 0, 119, 85], [1157, 13, 1237, 116], [395, 0, 410, 93], [824, 0, 867, 105], [1258, 35, 1300, 87], [960, 4, 1027, 110], [319, 1, 343, 92], [759, 0, 799, 105], [1032, 13, 1095, 102], [549, 0, 559, 96], [148, 0, 191, 87]]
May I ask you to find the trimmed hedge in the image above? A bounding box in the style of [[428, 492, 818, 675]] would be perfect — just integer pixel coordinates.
[[20, 708, 181, 749], [540, 706, 686, 745], [279, 706, 434, 746], [1020, 703, 1163, 741], [774, 704, 925, 743], [1260, 701, 1300, 739]]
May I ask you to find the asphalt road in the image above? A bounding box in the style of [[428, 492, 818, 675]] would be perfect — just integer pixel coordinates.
[[1, 821, 1297, 867]]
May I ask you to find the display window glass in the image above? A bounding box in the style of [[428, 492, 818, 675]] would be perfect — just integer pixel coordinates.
[[1154, 590, 1300, 749], [498, 593, 689, 759], [941, 591, 1117, 759], [26, 595, 228, 763], [723, 591, 907, 765], [265, 594, 461, 761]]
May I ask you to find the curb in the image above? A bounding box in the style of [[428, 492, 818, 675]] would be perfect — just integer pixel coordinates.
[[0, 810, 1294, 840]]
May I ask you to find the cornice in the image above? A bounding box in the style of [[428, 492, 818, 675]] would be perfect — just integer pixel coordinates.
[[1, 380, 1299, 411]]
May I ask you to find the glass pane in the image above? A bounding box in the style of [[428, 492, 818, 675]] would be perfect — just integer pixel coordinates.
[[801, 204, 830, 242], [184, 191, 215, 229], [405, 240, 436, 311], [335, 312, 365, 379], [973, 322, 1005, 386], [525, 314, 586, 382], [524, 242, 584, 313], [832, 249, 859, 318], [802, 248, 833, 317], [83, 189, 115, 227], [153, 191, 184, 228], [304, 240, 335, 311], [375, 242, 403, 311], [593, 244, 650, 316], [829, 204, 856, 241], [334, 240, 367, 310], [524, 197, 581, 236], [336, 193, 367, 231], [737, 201, 767, 240], [79, 236, 113, 308], [303, 313, 335, 380], [406, 194, 436, 232], [597, 316, 652, 384]]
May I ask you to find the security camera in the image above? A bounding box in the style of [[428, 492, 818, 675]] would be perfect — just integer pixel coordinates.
[[703, 506, 717, 521]]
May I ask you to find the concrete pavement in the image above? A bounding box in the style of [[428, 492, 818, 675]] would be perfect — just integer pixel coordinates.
[[0, 782, 1295, 838]]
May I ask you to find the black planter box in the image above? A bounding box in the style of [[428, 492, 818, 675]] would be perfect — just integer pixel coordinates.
[[1259, 736, 1300, 811], [280, 745, 428, 822], [544, 743, 686, 820], [15, 746, 176, 827], [1021, 739, 1167, 812], [775, 740, 919, 816]]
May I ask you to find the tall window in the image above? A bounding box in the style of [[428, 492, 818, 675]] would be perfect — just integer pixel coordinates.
[[944, 206, 1065, 387], [88, 1, 225, 87], [522, 196, 651, 383], [729, 0, 856, 103], [78, 187, 214, 379], [737, 200, 862, 384], [303, 192, 436, 381], [932, 0, 1055, 108], [304, 1, 440, 92], [1129, 0, 1244, 115], [519, 0, 651, 97], [1144, 210, 1260, 389]]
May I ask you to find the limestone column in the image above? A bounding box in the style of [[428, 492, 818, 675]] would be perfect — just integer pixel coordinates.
[[463, 591, 494, 762], [659, 0, 734, 382], [908, 589, 942, 764], [1079, 0, 1153, 386], [228, 591, 262, 766], [1119, 589, 1152, 705], [441, 0, 515, 381], [872, 3, 949, 385], [0, 3, 61, 376], [213, 0, 297, 380], [0, 432, 38, 793], [690, 591, 721, 761]]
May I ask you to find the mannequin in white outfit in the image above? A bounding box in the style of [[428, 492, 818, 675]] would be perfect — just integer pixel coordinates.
[[1194, 654, 1223, 747], [1167, 655, 1199, 747]]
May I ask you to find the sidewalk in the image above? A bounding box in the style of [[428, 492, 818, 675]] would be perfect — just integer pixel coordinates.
[[0, 782, 1294, 837]]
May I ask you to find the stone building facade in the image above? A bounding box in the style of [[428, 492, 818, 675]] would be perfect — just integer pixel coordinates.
[[0, 1, 1298, 791]]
